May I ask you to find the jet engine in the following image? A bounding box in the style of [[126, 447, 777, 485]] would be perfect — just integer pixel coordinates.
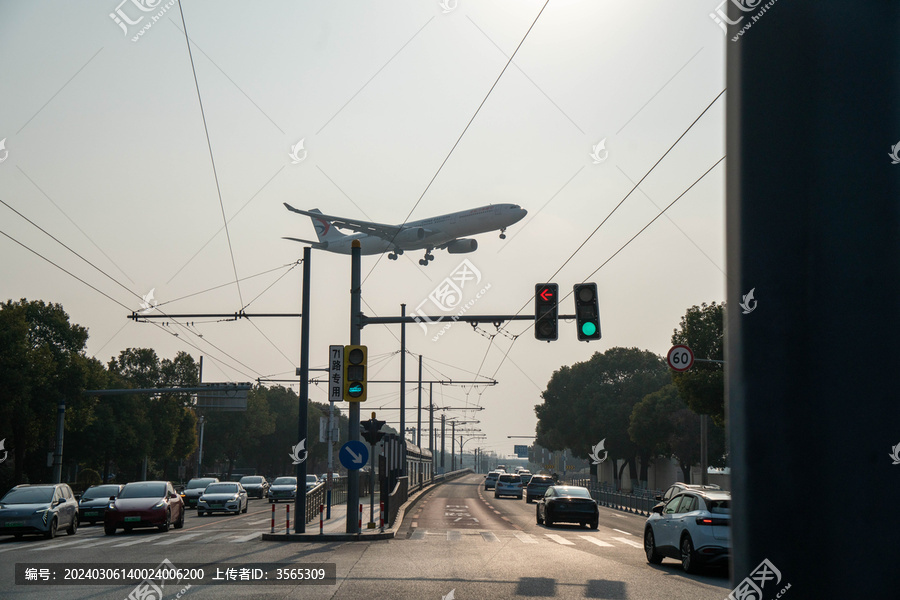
[[394, 227, 428, 244], [446, 239, 477, 254]]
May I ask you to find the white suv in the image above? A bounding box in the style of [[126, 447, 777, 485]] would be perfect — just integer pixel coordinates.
[[484, 471, 501, 490], [643, 490, 731, 573], [494, 474, 523, 499]]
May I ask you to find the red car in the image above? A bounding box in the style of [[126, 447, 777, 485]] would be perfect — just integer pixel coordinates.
[[104, 481, 184, 535]]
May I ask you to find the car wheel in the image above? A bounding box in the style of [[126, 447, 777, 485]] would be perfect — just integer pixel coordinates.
[[158, 511, 170, 532], [197, 510, 204, 517], [67, 515, 78, 535], [589, 519, 598, 530], [536, 508, 543, 525], [124, 525, 133, 533], [681, 534, 697, 573], [44, 517, 58, 539], [644, 527, 663, 564], [174, 509, 184, 529], [104, 524, 116, 536], [242, 502, 248, 514], [545, 512, 553, 527]]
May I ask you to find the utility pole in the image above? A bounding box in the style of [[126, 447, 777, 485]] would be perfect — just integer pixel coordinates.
[[347, 240, 361, 534], [451, 421, 456, 471], [440, 414, 445, 473], [399, 304, 406, 474], [417, 355, 422, 447], [295, 246, 311, 533], [428, 383, 434, 473]]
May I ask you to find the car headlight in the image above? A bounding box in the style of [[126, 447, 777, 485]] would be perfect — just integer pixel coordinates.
[[33, 508, 49, 525], [152, 499, 166, 509]]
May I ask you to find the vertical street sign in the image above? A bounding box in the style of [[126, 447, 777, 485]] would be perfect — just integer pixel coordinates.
[[329, 345, 344, 402]]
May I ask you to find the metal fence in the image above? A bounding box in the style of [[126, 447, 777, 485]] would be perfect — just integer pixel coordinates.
[[303, 478, 348, 524], [570, 479, 662, 517]]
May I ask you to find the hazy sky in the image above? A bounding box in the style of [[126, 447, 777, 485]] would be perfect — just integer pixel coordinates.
[[1, 0, 727, 461]]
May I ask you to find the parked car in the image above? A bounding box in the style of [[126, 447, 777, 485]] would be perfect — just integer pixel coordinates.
[[525, 474, 554, 503], [536, 485, 599, 529], [197, 482, 248, 516], [494, 474, 523, 499], [644, 490, 731, 573], [180, 477, 219, 508], [238, 475, 269, 499], [267, 476, 298, 503], [0, 483, 79, 539], [306, 475, 319, 490], [484, 471, 501, 490], [104, 481, 184, 535], [78, 484, 123, 525]]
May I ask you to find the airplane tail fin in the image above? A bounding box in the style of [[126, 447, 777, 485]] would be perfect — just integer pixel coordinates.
[[308, 208, 347, 243]]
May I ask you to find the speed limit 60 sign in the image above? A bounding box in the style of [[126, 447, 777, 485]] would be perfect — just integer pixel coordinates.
[[667, 345, 694, 371]]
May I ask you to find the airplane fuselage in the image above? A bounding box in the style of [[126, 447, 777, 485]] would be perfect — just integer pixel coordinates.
[[322, 203, 526, 255]]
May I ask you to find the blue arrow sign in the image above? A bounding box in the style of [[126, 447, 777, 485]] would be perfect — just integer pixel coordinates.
[[339, 440, 368, 471]]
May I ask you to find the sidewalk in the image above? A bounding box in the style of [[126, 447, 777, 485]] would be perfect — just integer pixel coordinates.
[[261, 493, 393, 542]]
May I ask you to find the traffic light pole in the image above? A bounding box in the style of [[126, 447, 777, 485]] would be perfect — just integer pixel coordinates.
[[347, 241, 361, 534], [295, 246, 311, 533]]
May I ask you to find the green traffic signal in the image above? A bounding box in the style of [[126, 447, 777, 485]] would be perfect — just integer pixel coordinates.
[[581, 322, 597, 336]]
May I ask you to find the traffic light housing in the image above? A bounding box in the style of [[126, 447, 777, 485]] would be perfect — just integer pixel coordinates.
[[534, 283, 559, 341], [360, 412, 386, 445], [573, 283, 601, 341], [343, 345, 367, 401]]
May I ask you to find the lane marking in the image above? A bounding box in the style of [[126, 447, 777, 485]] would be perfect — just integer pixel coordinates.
[[231, 532, 261, 542], [110, 538, 147, 547], [613, 528, 633, 535], [545, 534, 575, 546], [579, 535, 614, 547], [0, 543, 29, 554], [514, 532, 538, 544], [78, 538, 117, 548], [480, 531, 500, 543], [613, 536, 644, 548], [411, 521, 418, 528], [28, 539, 83, 551], [153, 533, 202, 545]]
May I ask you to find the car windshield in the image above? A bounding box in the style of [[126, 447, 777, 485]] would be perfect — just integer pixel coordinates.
[[119, 483, 166, 499], [555, 487, 591, 498], [82, 485, 120, 500], [240, 477, 262, 484], [1, 487, 54, 504], [204, 484, 238, 494], [707, 499, 730, 514], [273, 477, 296, 485], [187, 479, 216, 489]]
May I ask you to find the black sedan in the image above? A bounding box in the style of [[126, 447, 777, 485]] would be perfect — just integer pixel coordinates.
[[536, 485, 599, 529], [78, 484, 123, 525], [238, 476, 269, 499]]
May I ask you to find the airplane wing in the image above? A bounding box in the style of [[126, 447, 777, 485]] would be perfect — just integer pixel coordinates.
[[281, 236, 328, 249], [283, 203, 403, 240]]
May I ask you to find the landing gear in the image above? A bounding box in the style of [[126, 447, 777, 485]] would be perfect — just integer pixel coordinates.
[[499, 228, 507, 239], [388, 248, 404, 260], [418, 249, 435, 266]]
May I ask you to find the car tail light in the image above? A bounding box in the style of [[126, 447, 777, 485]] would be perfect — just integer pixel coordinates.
[[695, 517, 729, 526]]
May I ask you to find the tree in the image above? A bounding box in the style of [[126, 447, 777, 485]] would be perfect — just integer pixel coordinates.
[[536, 347, 670, 488], [671, 302, 726, 427], [0, 299, 102, 486]]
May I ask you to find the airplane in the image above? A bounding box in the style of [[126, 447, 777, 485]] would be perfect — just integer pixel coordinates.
[[282, 203, 527, 266]]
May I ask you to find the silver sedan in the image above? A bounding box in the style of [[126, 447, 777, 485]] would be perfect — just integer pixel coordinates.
[[196, 483, 248, 516]]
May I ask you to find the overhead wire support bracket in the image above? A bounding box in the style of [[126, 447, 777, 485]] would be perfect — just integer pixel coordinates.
[[129, 311, 302, 321]]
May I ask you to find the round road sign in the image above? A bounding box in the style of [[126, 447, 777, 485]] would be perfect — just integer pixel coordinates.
[[667, 345, 694, 372]]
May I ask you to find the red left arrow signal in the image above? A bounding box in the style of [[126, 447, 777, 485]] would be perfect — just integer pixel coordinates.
[[540, 288, 554, 301]]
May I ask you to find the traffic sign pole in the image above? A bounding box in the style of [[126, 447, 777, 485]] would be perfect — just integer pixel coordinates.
[[295, 246, 311, 533], [347, 241, 361, 533]]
